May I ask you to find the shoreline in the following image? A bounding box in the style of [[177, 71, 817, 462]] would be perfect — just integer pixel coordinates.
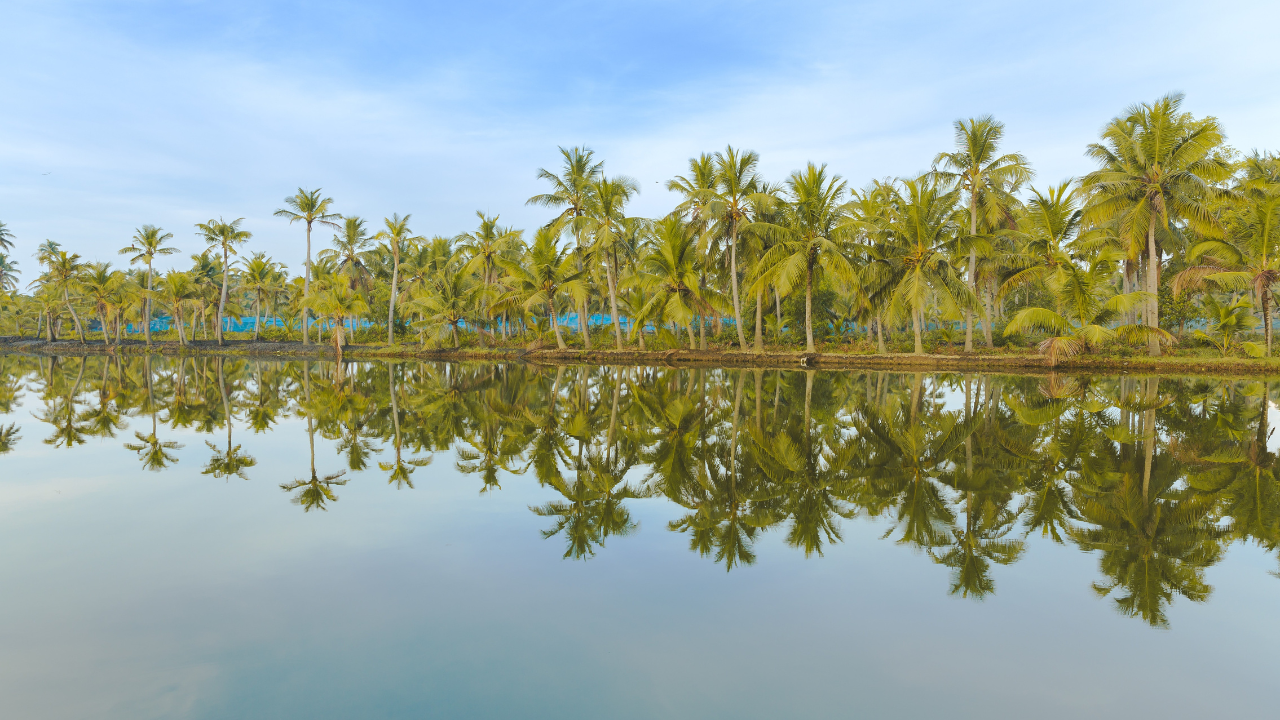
[[3, 336, 1279, 376]]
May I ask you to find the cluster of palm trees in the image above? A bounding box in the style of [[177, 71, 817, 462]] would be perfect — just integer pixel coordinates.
[[4, 93, 1278, 359], [3, 352, 1276, 628]]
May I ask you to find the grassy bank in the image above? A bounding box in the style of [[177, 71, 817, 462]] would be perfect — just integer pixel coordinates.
[[6, 335, 1280, 377]]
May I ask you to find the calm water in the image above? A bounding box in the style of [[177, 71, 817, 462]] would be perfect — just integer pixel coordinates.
[[1, 355, 1277, 719]]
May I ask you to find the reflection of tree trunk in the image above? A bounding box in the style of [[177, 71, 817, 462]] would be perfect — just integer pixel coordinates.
[[803, 370, 813, 432], [964, 375, 973, 476], [754, 288, 764, 353], [754, 369, 763, 431], [607, 368, 620, 461], [388, 362, 401, 463], [732, 370, 745, 470], [1142, 377, 1159, 499], [910, 372, 922, 425]]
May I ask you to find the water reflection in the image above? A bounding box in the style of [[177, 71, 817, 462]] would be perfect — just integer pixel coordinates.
[[2, 353, 1279, 627]]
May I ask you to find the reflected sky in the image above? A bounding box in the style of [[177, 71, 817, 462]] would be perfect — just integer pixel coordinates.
[[0, 355, 1278, 719]]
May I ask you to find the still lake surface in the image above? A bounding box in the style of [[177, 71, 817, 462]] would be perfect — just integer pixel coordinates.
[[1, 354, 1277, 719]]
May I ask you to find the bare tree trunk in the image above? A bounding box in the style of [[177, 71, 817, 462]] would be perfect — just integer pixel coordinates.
[[606, 252, 624, 349], [303, 222, 312, 345], [804, 265, 815, 353]]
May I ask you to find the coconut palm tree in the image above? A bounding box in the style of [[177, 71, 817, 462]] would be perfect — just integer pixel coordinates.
[[0, 422, 22, 455], [195, 217, 251, 345], [527, 146, 603, 348], [373, 213, 419, 345], [457, 212, 520, 345], [78, 262, 126, 346], [585, 176, 640, 348], [933, 115, 1033, 351], [320, 216, 374, 292], [708, 146, 764, 350], [631, 216, 711, 349], [403, 264, 476, 348], [274, 189, 341, 344], [302, 284, 370, 363], [1004, 248, 1167, 364], [240, 252, 284, 340], [118, 225, 177, 346], [752, 163, 856, 353], [495, 225, 586, 349], [0, 220, 14, 252], [38, 250, 87, 342], [875, 175, 978, 354], [0, 254, 19, 293], [1081, 93, 1232, 357], [153, 271, 198, 345]]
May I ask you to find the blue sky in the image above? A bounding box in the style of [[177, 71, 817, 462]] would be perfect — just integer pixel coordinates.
[[3, 0, 1278, 275]]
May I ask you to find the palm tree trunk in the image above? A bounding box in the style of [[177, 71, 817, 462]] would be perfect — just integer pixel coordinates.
[[99, 311, 110, 346], [175, 306, 186, 346], [687, 321, 696, 350], [551, 302, 567, 349], [217, 249, 229, 346], [965, 191, 977, 352], [876, 313, 887, 354], [912, 307, 924, 354], [303, 222, 312, 345], [730, 224, 748, 350], [982, 285, 994, 348], [1265, 289, 1273, 357], [606, 251, 624, 349], [754, 287, 764, 353], [804, 264, 815, 353], [334, 315, 344, 364], [1146, 216, 1161, 357], [63, 289, 86, 342], [145, 263, 153, 346], [388, 258, 399, 345]]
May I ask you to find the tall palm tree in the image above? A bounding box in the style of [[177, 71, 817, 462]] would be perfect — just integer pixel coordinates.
[[527, 146, 603, 348], [752, 163, 856, 353], [118, 225, 177, 346], [374, 213, 419, 345], [709, 146, 763, 350], [0, 254, 19, 293], [934, 116, 1033, 351], [274, 189, 341, 344], [585, 176, 640, 348], [195, 217, 251, 345], [1082, 93, 1231, 357]]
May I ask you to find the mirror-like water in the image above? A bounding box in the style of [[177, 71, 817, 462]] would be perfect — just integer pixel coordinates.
[[1, 354, 1277, 718]]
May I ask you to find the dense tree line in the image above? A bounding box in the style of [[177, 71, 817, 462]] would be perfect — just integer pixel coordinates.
[[1, 353, 1277, 628], [3, 93, 1279, 360]]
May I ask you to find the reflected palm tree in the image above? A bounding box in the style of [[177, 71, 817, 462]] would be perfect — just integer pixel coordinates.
[[378, 362, 431, 489], [280, 410, 348, 512], [202, 358, 257, 481], [0, 422, 20, 454]]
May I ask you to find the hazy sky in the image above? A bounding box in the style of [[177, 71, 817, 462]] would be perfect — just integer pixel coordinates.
[[2, 0, 1278, 275]]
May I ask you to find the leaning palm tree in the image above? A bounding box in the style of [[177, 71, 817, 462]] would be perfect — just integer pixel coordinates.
[[195, 217, 251, 345], [273, 189, 341, 344], [1081, 93, 1232, 357], [373, 214, 419, 345], [933, 115, 1033, 351], [0, 254, 19, 293], [118, 225, 177, 346], [38, 250, 88, 342], [751, 163, 856, 353], [527, 146, 603, 348]]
